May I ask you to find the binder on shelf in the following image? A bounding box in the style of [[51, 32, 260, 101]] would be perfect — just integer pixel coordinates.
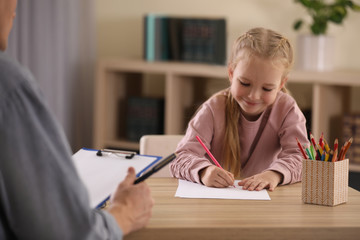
[[72, 148, 161, 208], [145, 14, 156, 61], [126, 96, 164, 142], [144, 14, 170, 61], [168, 17, 183, 60]]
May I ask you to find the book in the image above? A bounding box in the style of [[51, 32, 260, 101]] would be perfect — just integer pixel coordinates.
[[180, 17, 226, 64], [181, 18, 196, 62], [211, 18, 226, 65], [168, 17, 183, 60], [145, 14, 156, 61], [126, 97, 164, 141], [154, 16, 170, 61], [160, 16, 170, 60]]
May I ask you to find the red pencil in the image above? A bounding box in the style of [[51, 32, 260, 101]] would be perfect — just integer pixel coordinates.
[[296, 138, 308, 159], [310, 133, 317, 148], [331, 148, 338, 162], [196, 135, 235, 187], [309, 133, 319, 159], [333, 138, 338, 153], [196, 135, 222, 168], [338, 146, 344, 162], [319, 132, 324, 146]]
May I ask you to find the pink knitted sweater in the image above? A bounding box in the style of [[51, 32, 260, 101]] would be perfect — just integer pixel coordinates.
[[170, 89, 310, 185]]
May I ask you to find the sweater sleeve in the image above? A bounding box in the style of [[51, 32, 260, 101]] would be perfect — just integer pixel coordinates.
[[266, 96, 310, 185], [0, 54, 123, 240], [169, 103, 215, 184]]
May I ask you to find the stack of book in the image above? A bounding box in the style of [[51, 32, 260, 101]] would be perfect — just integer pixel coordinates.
[[126, 97, 164, 142], [144, 14, 226, 65], [342, 113, 360, 164]]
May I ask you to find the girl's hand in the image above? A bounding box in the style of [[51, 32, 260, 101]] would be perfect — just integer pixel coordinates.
[[199, 165, 235, 188], [238, 170, 283, 191]]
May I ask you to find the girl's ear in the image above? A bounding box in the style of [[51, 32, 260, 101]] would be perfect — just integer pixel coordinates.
[[228, 66, 233, 83], [280, 76, 288, 89]]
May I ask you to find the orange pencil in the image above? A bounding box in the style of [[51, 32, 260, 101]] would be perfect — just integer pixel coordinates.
[[340, 137, 353, 160]]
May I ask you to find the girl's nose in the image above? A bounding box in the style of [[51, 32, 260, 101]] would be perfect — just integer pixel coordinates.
[[248, 88, 261, 100]]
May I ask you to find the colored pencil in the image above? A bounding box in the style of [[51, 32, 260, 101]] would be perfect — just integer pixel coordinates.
[[310, 133, 317, 148], [332, 149, 338, 162], [196, 135, 221, 168], [296, 138, 308, 159], [323, 139, 330, 153], [195, 135, 235, 188], [341, 137, 353, 160], [333, 138, 338, 153]]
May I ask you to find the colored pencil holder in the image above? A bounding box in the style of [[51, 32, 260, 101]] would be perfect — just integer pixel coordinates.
[[302, 159, 349, 206]]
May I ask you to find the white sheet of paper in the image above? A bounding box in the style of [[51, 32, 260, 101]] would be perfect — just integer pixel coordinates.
[[175, 179, 271, 200], [72, 149, 158, 207]]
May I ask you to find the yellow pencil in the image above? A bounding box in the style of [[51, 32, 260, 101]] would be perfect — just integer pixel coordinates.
[[317, 144, 323, 155], [323, 139, 330, 153], [325, 153, 330, 162]]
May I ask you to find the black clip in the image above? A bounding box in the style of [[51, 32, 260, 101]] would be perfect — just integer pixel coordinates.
[[96, 149, 136, 159]]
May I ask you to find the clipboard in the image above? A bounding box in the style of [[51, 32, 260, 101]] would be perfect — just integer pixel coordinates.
[[72, 148, 161, 208]]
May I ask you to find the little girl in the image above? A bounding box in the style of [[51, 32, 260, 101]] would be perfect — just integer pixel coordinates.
[[170, 27, 310, 191]]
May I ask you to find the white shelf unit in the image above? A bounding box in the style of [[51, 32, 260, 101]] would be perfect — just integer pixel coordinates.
[[93, 58, 360, 171]]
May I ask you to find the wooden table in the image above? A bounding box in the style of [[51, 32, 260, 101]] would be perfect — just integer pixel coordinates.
[[125, 178, 360, 240]]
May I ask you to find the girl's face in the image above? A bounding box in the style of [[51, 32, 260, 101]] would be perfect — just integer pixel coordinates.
[[228, 55, 287, 121]]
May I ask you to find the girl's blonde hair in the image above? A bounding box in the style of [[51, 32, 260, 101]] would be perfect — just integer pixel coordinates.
[[222, 27, 294, 178]]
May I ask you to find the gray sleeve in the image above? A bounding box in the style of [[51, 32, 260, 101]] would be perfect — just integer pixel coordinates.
[[0, 57, 123, 239]]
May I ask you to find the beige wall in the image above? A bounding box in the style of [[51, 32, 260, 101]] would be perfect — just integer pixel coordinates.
[[95, 0, 360, 70]]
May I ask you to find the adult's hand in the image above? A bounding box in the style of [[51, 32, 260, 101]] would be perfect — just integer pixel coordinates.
[[107, 167, 154, 235]]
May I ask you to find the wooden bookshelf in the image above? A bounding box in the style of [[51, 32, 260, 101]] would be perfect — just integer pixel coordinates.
[[93, 58, 360, 171]]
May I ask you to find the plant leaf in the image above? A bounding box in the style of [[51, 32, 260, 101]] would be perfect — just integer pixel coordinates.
[[330, 6, 348, 23], [293, 0, 360, 35], [349, 1, 360, 11], [311, 19, 327, 35], [297, 0, 312, 8], [293, 20, 303, 30]]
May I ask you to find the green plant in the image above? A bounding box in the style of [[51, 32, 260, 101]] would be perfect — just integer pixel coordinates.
[[293, 0, 360, 35]]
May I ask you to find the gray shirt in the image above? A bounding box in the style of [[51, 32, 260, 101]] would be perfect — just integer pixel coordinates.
[[0, 51, 123, 239]]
